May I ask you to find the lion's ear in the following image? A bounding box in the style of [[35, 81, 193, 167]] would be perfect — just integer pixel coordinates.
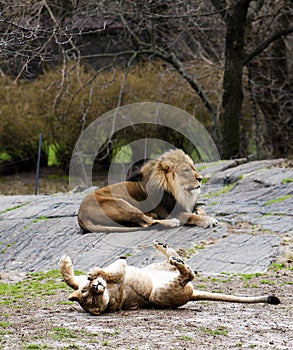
[[159, 159, 174, 173], [68, 291, 80, 302]]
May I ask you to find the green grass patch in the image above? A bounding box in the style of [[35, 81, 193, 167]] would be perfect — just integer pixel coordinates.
[[0, 202, 31, 215], [0, 270, 68, 306], [264, 195, 291, 206], [259, 279, 275, 285], [202, 183, 236, 198], [0, 329, 13, 336], [208, 201, 218, 206], [0, 269, 86, 307], [49, 327, 78, 341], [218, 278, 231, 283], [73, 270, 86, 276], [0, 283, 26, 302], [201, 178, 209, 184], [32, 216, 49, 223], [57, 301, 75, 305], [0, 242, 15, 254], [239, 273, 263, 281], [0, 321, 12, 328], [22, 345, 54, 350], [200, 326, 228, 336], [212, 289, 223, 293], [210, 277, 220, 283], [101, 339, 110, 346], [281, 178, 293, 184], [194, 245, 205, 250], [196, 160, 223, 172], [0, 318, 13, 335], [177, 335, 193, 341], [269, 263, 285, 272]]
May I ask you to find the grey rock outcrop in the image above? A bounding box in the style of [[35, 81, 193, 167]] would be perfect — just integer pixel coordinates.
[[0, 159, 292, 274]]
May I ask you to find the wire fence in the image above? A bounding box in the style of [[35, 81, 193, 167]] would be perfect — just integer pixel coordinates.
[[0, 134, 43, 195], [0, 156, 36, 170]]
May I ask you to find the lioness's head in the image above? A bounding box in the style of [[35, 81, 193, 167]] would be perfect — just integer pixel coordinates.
[[68, 276, 110, 315], [141, 149, 202, 212]]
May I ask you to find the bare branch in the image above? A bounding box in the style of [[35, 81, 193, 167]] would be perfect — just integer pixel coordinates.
[[156, 50, 217, 126], [209, 0, 227, 19], [243, 26, 293, 65]]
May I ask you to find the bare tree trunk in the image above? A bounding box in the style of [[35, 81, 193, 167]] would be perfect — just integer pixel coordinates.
[[246, 7, 293, 159], [221, 1, 251, 158]]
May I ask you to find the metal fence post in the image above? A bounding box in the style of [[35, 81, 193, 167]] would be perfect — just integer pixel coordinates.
[[35, 133, 43, 195]]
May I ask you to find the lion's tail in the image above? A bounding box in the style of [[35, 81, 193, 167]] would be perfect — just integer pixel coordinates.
[[191, 290, 280, 305], [80, 220, 141, 233]]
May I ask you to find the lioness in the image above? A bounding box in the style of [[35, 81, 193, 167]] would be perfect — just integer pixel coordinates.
[[59, 240, 280, 315], [78, 149, 218, 232]]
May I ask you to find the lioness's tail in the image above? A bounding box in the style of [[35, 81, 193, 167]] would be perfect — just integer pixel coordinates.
[[191, 290, 280, 305]]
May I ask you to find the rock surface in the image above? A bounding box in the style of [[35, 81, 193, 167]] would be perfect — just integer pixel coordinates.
[[0, 159, 292, 274]]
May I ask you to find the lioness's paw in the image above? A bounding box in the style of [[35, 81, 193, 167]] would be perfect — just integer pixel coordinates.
[[59, 255, 72, 266], [153, 240, 168, 249], [87, 267, 103, 281], [205, 216, 218, 228], [91, 280, 106, 294], [170, 256, 185, 266]]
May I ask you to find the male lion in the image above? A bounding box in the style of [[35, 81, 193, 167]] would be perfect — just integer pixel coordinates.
[[78, 149, 218, 232], [59, 240, 280, 315]]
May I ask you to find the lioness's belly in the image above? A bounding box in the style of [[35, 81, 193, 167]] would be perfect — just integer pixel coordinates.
[[122, 267, 153, 309]]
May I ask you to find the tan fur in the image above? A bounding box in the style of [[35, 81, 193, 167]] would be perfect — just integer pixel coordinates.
[[77, 149, 218, 232], [59, 240, 280, 316]]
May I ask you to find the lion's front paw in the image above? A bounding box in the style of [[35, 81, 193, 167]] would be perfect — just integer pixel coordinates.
[[163, 218, 181, 228], [205, 216, 218, 228], [169, 256, 185, 266]]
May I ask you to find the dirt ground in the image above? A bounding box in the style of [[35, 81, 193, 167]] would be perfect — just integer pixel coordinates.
[[0, 165, 292, 349], [0, 168, 69, 195], [0, 268, 292, 350], [0, 167, 107, 195]]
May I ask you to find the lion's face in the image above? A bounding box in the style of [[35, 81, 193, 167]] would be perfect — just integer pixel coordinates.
[[174, 158, 202, 193], [171, 156, 202, 212], [68, 277, 109, 315], [140, 149, 203, 214]]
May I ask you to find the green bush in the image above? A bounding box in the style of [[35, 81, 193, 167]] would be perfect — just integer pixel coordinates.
[[1, 60, 251, 170], [0, 76, 46, 169]]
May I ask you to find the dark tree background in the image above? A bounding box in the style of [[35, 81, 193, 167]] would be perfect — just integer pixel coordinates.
[[0, 0, 292, 168]]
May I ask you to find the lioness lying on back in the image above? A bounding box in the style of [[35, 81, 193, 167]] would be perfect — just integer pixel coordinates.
[[78, 149, 218, 232], [59, 241, 280, 316]]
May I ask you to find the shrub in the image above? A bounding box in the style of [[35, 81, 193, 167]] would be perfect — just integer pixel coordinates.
[[1, 60, 251, 170]]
